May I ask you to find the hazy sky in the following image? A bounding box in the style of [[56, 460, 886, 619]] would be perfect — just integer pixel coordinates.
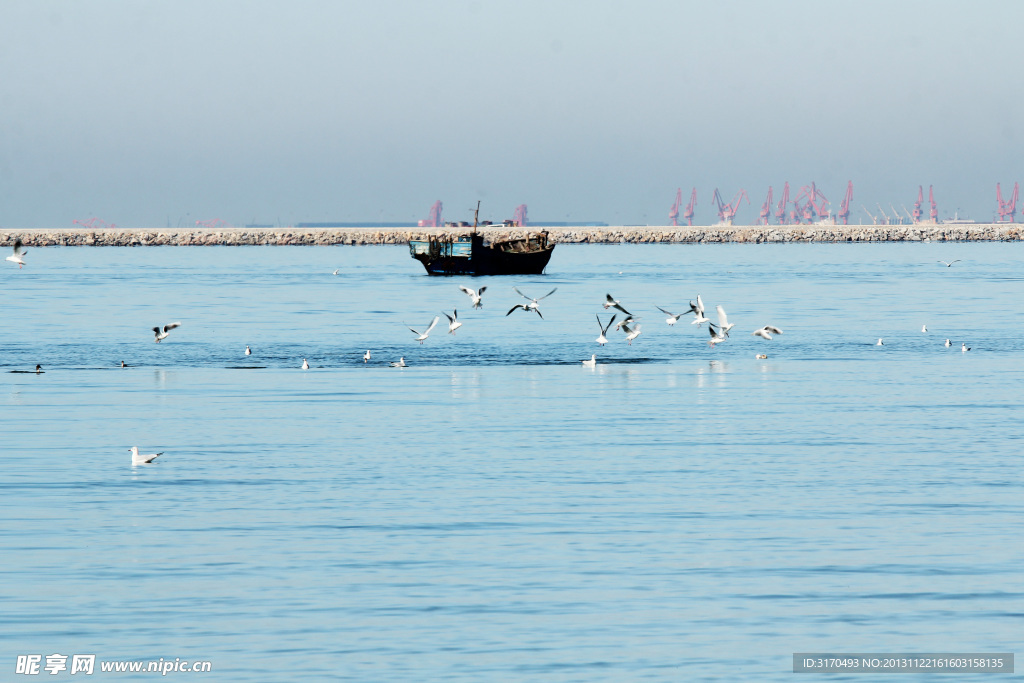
[[2, 0, 1022, 227]]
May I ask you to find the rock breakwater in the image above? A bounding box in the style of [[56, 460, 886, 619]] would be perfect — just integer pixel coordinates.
[[2, 224, 1021, 247]]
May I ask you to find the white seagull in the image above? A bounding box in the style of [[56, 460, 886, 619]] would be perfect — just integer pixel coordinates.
[[656, 306, 686, 325], [152, 322, 181, 343], [245, 345, 251, 356], [363, 350, 371, 363], [508, 287, 557, 319], [962, 343, 970, 353], [302, 358, 309, 370], [6, 239, 27, 268], [407, 316, 440, 343], [130, 446, 163, 466], [596, 314, 617, 346], [603, 294, 632, 315], [715, 306, 735, 337], [389, 357, 406, 367], [877, 338, 884, 346], [938, 260, 961, 267], [752, 325, 783, 340], [708, 324, 728, 346], [622, 321, 642, 345], [458, 285, 487, 309], [444, 310, 462, 335], [944, 339, 952, 347], [690, 295, 710, 327], [922, 325, 927, 333], [332, 269, 340, 275], [582, 354, 597, 368]]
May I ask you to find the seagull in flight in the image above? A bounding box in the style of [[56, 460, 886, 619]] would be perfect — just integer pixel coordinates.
[[656, 306, 686, 325], [614, 313, 640, 331], [621, 321, 642, 345], [363, 350, 371, 363], [707, 324, 729, 346], [444, 310, 462, 335], [596, 314, 617, 346], [389, 357, 406, 367], [407, 316, 440, 343], [582, 354, 597, 368], [752, 325, 783, 340], [603, 294, 632, 315], [715, 306, 735, 337], [938, 260, 961, 267], [6, 239, 27, 268], [130, 446, 163, 466], [508, 287, 557, 318], [152, 322, 181, 343], [690, 295, 711, 327], [458, 285, 487, 309]]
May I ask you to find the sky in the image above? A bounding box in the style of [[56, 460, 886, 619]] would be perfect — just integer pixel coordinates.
[[1, 0, 1022, 228]]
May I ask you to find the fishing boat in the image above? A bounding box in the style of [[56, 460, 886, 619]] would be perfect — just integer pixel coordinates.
[[409, 203, 554, 276]]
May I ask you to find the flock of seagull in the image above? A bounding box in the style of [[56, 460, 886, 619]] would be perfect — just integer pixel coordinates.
[[3, 244, 975, 463]]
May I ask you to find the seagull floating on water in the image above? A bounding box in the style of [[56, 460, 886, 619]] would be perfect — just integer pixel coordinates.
[[6, 239, 27, 268], [603, 294, 632, 316], [444, 310, 462, 335], [301, 358, 309, 370], [407, 316, 440, 343], [656, 306, 686, 325], [962, 343, 970, 353], [877, 338, 884, 346], [389, 357, 406, 367], [153, 322, 181, 343], [752, 325, 783, 340], [130, 446, 163, 466], [596, 314, 617, 346], [582, 354, 597, 368], [507, 287, 556, 319], [922, 325, 927, 333], [245, 345, 251, 356], [332, 269, 339, 275], [944, 339, 952, 347], [363, 350, 371, 363], [35, 364, 43, 373], [938, 260, 961, 267], [756, 353, 768, 359], [458, 285, 487, 309]]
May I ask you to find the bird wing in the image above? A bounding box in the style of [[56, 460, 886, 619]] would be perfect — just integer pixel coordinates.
[[477, 286, 486, 296], [13, 239, 25, 255], [952, 260, 961, 264], [459, 285, 474, 296], [406, 323, 420, 335], [424, 316, 439, 334], [605, 294, 616, 305], [164, 322, 181, 333], [716, 305, 729, 328], [765, 326, 783, 334], [696, 295, 704, 315], [656, 306, 675, 316], [603, 314, 616, 332], [534, 308, 544, 319], [613, 303, 632, 315], [152, 326, 161, 335], [444, 312, 455, 323], [506, 305, 523, 316], [538, 287, 558, 300], [513, 286, 530, 300]]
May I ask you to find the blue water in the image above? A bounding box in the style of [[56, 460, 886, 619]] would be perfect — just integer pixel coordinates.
[[2, 243, 1022, 681]]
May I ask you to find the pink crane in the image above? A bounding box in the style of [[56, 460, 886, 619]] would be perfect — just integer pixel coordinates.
[[712, 188, 750, 225], [912, 186, 924, 223], [794, 182, 829, 223], [512, 204, 528, 227], [758, 187, 774, 225], [929, 186, 938, 223], [73, 217, 117, 229], [775, 182, 790, 224], [838, 181, 853, 225], [195, 219, 229, 229], [418, 200, 443, 227], [683, 188, 697, 226], [996, 182, 1018, 223], [669, 188, 682, 226]]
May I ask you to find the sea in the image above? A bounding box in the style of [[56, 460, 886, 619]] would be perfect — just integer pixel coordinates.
[[1, 242, 1021, 681]]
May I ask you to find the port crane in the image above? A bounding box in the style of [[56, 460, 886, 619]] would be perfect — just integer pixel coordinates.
[[195, 219, 230, 229], [712, 188, 749, 225], [775, 182, 790, 224], [758, 187, 773, 225], [996, 182, 1018, 222], [837, 181, 853, 225], [683, 188, 696, 226], [912, 186, 923, 223], [418, 200, 443, 228], [876, 203, 892, 225], [929, 186, 938, 223], [794, 183, 829, 223], [512, 204, 528, 227], [73, 217, 116, 229], [669, 188, 682, 226], [862, 205, 879, 225]]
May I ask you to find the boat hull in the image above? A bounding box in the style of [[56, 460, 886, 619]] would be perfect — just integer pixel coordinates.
[[410, 233, 554, 276]]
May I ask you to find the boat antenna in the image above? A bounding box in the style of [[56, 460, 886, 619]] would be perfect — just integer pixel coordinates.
[[473, 200, 480, 233]]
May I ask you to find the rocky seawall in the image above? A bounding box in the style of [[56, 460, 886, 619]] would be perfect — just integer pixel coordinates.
[[1, 224, 1022, 247]]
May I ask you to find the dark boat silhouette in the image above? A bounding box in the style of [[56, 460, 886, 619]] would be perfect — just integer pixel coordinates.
[[409, 202, 554, 276]]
